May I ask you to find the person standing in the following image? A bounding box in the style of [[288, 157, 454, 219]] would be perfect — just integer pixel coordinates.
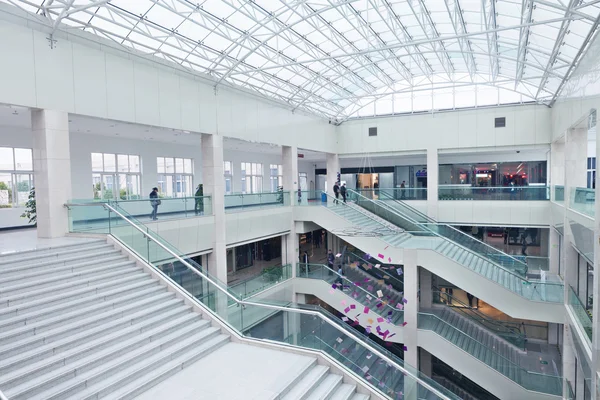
[[400, 181, 406, 199], [297, 187, 302, 204], [466, 292, 474, 308], [194, 184, 204, 216], [333, 182, 340, 204], [327, 249, 335, 275], [336, 264, 344, 289], [521, 234, 528, 256], [340, 183, 347, 203], [149, 187, 160, 221], [301, 250, 309, 274]]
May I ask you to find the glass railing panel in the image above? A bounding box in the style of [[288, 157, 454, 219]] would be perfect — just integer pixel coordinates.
[[224, 191, 291, 211], [297, 263, 404, 325], [229, 264, 292, 300], [355, 187, 428, 201], [113, 196, 213, 221], [68, 203, 112, 233], [431, 290, 526, 349], [570, 187, 595, 217], [418, 313, 562, 396], [568, 286, 593, 342], [438, 185, 549, 201], [374, 190, 432, 224], [554, 185, 565, 203]]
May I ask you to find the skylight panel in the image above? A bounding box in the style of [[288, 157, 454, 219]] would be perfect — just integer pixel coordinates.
[[144, 5, 186, 30], [176, 20, 212, 42], [108, 0, 152, 17]]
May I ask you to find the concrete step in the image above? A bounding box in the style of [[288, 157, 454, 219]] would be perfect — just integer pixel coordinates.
[[0, 244, 118, 269], [282, 365, 330, 400], [0, 240, 107, 263]]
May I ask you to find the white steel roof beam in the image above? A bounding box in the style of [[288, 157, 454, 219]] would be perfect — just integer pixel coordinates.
[[481, 0, 500, 81], [535, 0, 578, 99], [444, 0, 477, 80], [515, 0, 534, 89], [406, 0, 455, 80]]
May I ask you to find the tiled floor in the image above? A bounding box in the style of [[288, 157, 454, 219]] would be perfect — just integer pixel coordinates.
[[135, 342, 317, 400], [0, 228, 100, 255]]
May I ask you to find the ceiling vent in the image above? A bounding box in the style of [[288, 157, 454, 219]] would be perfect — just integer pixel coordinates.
[[495, 117, 506, 128], [368, 127, 378, 136]]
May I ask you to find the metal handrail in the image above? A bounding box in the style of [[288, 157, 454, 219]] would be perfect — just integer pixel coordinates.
[[0, 389, 8, 400], [322, 192, 402, 233], [373, 190, 528, 270], [65, 202, 453, 400], [348, 189, 531, 283]]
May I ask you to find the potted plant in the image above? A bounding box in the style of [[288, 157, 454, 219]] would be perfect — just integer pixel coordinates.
[[20, 187, 36, 224]]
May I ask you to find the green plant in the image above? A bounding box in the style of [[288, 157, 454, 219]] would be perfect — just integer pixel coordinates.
[[20, 187, 36, 224], [262, 266, 284, 282]]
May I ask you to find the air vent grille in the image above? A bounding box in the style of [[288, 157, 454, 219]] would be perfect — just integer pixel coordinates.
[[495, 117, 506, 128], [368, 127, 377, 136]]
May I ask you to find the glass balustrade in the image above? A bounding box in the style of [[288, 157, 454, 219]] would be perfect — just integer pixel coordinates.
[[554, 185, 565, 203], [418, 313, 563, 396], [431, 290, 526, 349], [355, 187, 428, 201], [568, 286, 592, 342], [438, 185, 549, 201], [570, 187, 595, 217], [65, 202, 458, 400], [67, 196, 212, 232], [229, 264, 291, 301], [348, 190, 564, 303], [224, 191, 291, 211]]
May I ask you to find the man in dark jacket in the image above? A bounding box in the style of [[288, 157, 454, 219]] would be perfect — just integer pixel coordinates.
[[327, 249, 335, 276], [149, 187, 160, 220], [194, 184, 204, 216], [333, 182, 340, 204], [340, 183, 347, 203]]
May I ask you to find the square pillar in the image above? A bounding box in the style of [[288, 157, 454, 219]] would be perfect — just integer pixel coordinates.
[[201, 134, 227, 283], [32, 109, 71, 238], [593, 114, 600, 396], [326, 153, 339, 200], [403, 249, 418, 368], [419, 267, 432, 309], [426, 148, 438, 220], [549, 228, 560, 275], [282, 146, 299, 276]]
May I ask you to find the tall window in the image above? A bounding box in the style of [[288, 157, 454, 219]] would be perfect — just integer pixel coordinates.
[[270, 164, 282, 192], [157, 157, 193, 197], [0, 147, 33, 208], [92, 153, 141, 200], [224, 161, 233, 195], [241, 162, 263, 194]]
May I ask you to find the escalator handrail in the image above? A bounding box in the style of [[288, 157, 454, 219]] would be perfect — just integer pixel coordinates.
[[68, 202, 454, 400], [372, 190, 528, 271], [348, 190, 530, 282]]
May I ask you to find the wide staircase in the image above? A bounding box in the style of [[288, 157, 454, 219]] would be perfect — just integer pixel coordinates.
[[0, 240, 373, 400]]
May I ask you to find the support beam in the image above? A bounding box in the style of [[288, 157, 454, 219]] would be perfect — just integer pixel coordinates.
[[283, 145, 299, 276], [201, 134, 227, 284], [426, 148, 439, 220], [32, 109, 71, 238]]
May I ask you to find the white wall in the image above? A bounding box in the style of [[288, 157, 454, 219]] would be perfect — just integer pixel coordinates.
[[0, 4, 337, 153], [337, 104, 552, 155]]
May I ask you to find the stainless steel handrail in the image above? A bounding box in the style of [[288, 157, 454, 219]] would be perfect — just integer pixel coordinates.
[[369, 189, 528, 270], [65, 202, 453, 400], [0, 390, 8, 400], [348, 190, 531, 283]]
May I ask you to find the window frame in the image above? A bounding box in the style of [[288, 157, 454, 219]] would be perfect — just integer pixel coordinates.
[[91, 152, 142, 200], [156, 156, 194, 198], [0, 147, 34, 208]]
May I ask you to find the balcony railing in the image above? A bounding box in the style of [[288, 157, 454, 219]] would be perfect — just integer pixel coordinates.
[[438, 185, 549, 201]]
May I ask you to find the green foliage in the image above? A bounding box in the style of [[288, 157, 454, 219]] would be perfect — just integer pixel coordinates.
[[20, 187, 36, 224]]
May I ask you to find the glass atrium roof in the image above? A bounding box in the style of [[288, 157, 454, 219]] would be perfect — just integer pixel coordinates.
[[5, 0, 600, 122]]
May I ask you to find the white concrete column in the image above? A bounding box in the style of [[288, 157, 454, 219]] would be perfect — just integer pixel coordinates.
[[326, 153, 339, 201], [593, 115, 600, 397], [282, 146, 299, 276], [404, 249, 418, 368], [419, 267, 432, 309], [549, 228, 560, 275], [31, 110, 71, 238], [426, 148, 438, 219], [201, 134, 227, 284]]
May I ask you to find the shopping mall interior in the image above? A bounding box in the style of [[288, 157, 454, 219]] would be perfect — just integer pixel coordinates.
[[0, 0, 600, 399]]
